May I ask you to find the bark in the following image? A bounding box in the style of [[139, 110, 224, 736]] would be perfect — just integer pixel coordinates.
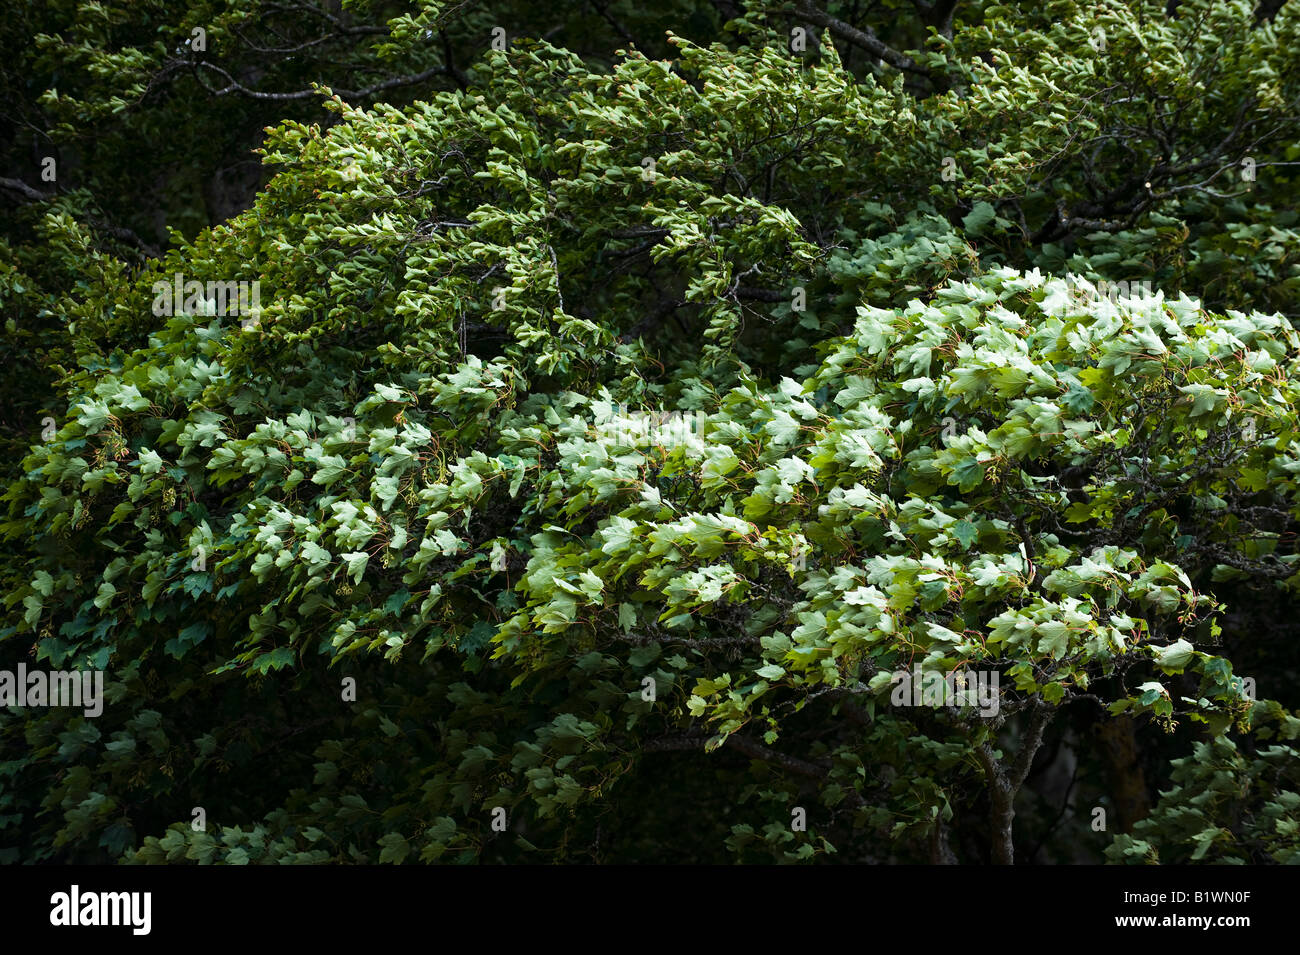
[[975, 702, 1055, 864], [1096, 714, 1150, 832], [929, 817, 959, 864]]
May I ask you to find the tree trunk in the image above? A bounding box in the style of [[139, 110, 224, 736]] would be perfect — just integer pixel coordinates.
[[1096, 714, 1150, 832]]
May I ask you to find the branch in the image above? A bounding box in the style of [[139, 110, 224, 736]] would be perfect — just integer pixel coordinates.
[[621, 627, 761, 648], [793, 0, 931, 78], [192, 59, 455, 102], [0, 176, 46, 203], [725, 735, 831, 779], [734, 285, 789, 302], [0, 178, 160, 256], [1008, 701, 1054, 791]]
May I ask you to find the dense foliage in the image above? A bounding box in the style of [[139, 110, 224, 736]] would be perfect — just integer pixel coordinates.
[[2, 0, 1299, 864]]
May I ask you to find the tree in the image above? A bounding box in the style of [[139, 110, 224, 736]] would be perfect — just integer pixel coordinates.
[[2, 0, 1299, 864]]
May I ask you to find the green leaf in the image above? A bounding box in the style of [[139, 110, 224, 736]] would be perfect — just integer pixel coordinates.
[[951, 520, 978, 551], [961, 201, 997, 236], [1153, 638, 1196, 671]]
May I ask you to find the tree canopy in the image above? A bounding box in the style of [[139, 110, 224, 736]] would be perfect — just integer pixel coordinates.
[[2, 0, 1299, 864]]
